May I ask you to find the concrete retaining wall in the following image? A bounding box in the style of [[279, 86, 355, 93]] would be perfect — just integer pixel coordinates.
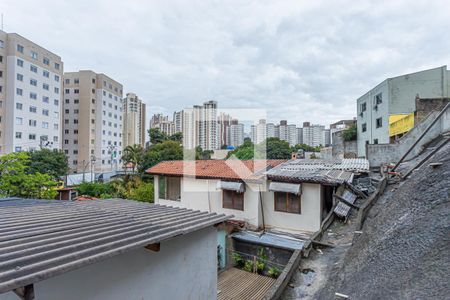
[[367, 108, 450, 167]]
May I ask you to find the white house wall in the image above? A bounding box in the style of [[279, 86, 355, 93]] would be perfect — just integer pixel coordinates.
[[0, 227, 217, 300], [262, 182, 322, 233], [154, 175, 323, 233]]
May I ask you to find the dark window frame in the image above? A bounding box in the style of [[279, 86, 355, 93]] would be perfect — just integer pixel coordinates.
[[274, 192, 301, 214], [222, 189, 244, 211]]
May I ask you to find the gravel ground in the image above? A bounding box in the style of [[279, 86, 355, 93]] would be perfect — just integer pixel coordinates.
[[318, 142, 450, 299]]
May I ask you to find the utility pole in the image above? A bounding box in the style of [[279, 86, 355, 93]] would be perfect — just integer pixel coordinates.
[[90, 155, 96, 182]]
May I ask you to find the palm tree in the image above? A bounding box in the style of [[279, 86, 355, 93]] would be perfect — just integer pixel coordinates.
[[122, 144, 144, 174]]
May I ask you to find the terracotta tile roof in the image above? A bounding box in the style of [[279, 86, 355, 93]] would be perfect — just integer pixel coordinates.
[[147, 159, 286, 181]]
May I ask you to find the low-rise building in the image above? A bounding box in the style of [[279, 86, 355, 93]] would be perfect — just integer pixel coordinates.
[[0, 198, 229, 300], [147, 158, 369, 233]]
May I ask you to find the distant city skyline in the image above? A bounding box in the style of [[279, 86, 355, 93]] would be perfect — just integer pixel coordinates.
[[3, 0, 449, 129]]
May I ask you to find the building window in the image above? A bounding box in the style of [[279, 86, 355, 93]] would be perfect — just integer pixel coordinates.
[[16, 103, 23, 110], [29, 134, 36, 140], [16, 73, 23, 81], [74, 99, 79, 104], [43, 84, 49, 91], [30, 51, 38, 60], [43, 57, 50, 65], [43, 70, 49, 78], [376, 117, 383, 128], [54, 99, 59, 106], [374, 139, 379, 144], [54, 63, 60, 70], [17, 59, 24, 67], [15, 132, 22, 139], [17, 44, 24, 53], [222, 190, 244, 210], [30, 78, 37, 86], [30, 65, 38, 73], [29, 120, 37, 127], [64, 140, 69, 145], [274, 192, 301, 214], [360, 102, 366, 113], [158, 176, 181, 201], [74, 89, 79, 94], [362, 123, 367, 132], [65, 79, 70, 84], [375, 93, 382, 105], [30, 106, 37, 113], [54, 75, 60, 82], [16, 117, 23, 125], [65, 99, 70, 104], [15, 146, 22, 152], [74, 79, 79, 84], [16, 88, 23, 96], [30, 92, 37, 100], [54, 87, 59, 94], [65, 89, 70, 94], [42, 122, 49, 129]]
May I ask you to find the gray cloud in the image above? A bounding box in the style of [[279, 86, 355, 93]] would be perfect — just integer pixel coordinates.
[[3, 0, 450, 129]]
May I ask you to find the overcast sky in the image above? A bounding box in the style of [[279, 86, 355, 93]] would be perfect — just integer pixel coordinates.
[[3, 0, 450, 128]]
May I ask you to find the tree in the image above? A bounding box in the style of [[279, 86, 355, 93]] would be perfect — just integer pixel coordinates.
[[139, 140, 184, 173], [122, 144, 144, 173], [342, 124, 357, 141], [261, 138, 292, 159], [196, 146, 213, 160], [291, 143, 321, 153], [148, 128, 168, 144], [226, 140, 255, 159], [0, 152, 57, 199], [28, 149, 69, 179], [168, 132, 183, 143]]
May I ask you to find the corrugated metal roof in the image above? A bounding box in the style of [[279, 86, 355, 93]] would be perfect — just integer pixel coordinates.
[[0, 198, 230, 293], [334, 189, 358, 218], [231, 231, 305, 251], [265, 158, 368, 185]]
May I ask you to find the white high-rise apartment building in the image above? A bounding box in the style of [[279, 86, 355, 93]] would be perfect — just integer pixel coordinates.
[[0, 31, 63, 154], [183, 101, 219, 150], [173, 111, 183, 133], [266, 123, 276, 138], [296, 127, 303, 145], [228, 123, 244, 148], [287, 124, 298, 146], [302, 123, 325, 147], [123, 92, 146, 148], [63, 71, 123, 173]]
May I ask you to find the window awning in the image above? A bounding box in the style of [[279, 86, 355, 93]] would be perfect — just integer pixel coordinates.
[[216, 181, 245, 193], [269, 182, 301, 195]]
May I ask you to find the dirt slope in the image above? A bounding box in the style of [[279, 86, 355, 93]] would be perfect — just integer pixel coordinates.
[[318, 143, 450, 299]]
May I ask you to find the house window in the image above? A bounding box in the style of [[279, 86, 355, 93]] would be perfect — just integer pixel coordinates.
[[375, 93, 382, 105], [274, 192, 301, 214], [43, 70, 49, 78], [222, 190, 244, 211], [43, 57, 50, 65], [361, 102, 366, 112], [17, 44, 24, 53], [362, 123, 367, 132], [159, 176, 181, 201], [17, 73, 23, 81], [30, 65, 38, 73], [376, 117, 383, 128]]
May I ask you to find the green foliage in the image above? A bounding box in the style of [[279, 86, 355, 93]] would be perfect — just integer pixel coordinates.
[[148, 128, 168, 144], [256, 248, 268, 274], [168, 132, 183, 143], [232, 253, 244, 268], [122, 144, 144, 173], [291, 143, 321, 153], [149, 128, 183, 145], [226, 140, 255, 159], [243, 260, 254, 272], [76, 181, 115, 198], [0, 152, 58, 199], [28, 149, 69, 179], [342, 124, 357, 141], [129, 182, 154, 202], [75, 177, 154, 203], [227, 138, 293, 160], [260, 138, 291, 159], [139, 141, 184, 173], [196, 146, 213, 160], [268, 266, 281, 278]]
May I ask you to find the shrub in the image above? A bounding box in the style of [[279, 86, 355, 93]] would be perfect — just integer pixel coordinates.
[[268, 267, 281, 278], [129, 182, 154, 202], [232, 253, 244, 268], [342, 124, 357, 141], [243, 260, 254, 272]]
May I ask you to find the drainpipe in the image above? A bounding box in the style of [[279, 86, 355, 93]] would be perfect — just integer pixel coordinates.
[[207, 180, 211, 213], [259, 184, 265, 231]]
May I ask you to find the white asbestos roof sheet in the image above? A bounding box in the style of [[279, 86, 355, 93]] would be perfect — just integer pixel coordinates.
[[0, 198, 230, 293]]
